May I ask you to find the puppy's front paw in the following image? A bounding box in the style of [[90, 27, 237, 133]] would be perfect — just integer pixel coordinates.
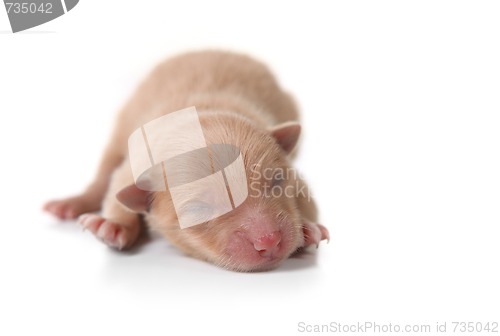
[[78, 214, 135, 250], [43, 195, 99, 220], [302, 220, 330, 248]]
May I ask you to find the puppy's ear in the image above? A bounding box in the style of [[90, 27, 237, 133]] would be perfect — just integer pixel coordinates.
[[269, 121, 301, 154], [116, 184, 151, 212]]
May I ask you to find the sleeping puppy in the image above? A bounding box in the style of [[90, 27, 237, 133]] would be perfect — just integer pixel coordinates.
[[44, 50, 329, 271]]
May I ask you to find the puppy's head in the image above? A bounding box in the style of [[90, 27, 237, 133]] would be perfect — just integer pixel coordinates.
[[118, 112, 306, 271]]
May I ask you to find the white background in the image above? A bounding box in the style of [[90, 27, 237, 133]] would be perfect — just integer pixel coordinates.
[[1, 1, 499, 335]]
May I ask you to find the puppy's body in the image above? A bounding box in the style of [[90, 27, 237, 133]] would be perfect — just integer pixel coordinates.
[[45, 51, 328, 271]]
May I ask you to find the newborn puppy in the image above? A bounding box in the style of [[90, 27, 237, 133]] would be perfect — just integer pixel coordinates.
[[44, 51, 329, 271]]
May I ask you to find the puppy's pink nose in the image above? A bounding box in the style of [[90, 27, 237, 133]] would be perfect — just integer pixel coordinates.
[[253, 231, 281, 258]]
